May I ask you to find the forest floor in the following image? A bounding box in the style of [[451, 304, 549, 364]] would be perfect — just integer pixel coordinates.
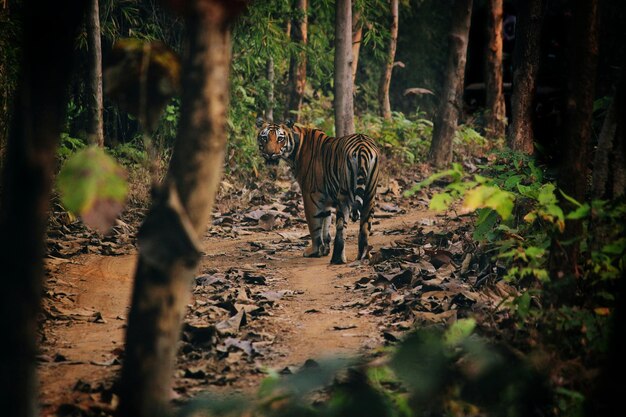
[[37, 165, 515, 417]]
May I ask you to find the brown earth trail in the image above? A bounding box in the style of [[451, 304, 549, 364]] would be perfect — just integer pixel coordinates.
[[38, 206, 437, 415]]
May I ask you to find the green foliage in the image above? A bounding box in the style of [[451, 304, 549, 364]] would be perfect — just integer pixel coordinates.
[[357, 112, 433, 164], [454, 124, 488, 148], [153, 98, 179, 148], [404, 162, 463, 197], [443, 318, 476, 347], [464, 184, 515, 220], [404, 150, 624, 412], [179, 320, 549, 417], [57, 133, 87, 160], [391, 323, 550, 417], [298, 91, 335, 135], [57, 146, 128, 233], [109, 141, 148, 166], [99, 0, 183, 47], [409, 150, 625, 286]]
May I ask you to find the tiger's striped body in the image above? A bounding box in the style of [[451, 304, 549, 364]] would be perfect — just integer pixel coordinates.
[[256, 118, 379, 264]]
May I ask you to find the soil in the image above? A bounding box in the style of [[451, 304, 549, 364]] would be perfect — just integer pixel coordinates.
[[38, 189, 440, 416]]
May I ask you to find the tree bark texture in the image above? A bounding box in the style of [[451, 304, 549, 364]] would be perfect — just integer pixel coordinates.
[[592, 65, 626, 199], [0, 2, 87, 417], [352, 10, 363, 85], [484, 0, 506, 139], [116, 2, 246, 416], [285, 0, 307, 122], [507, 0, 544, 154], [334, 0, 355, 137], [428, 0, 473, 167], [550, 0, 599, 282], [378, 0, 399, 121], [87, 0, 104, 147], [265, 57, 274, 122]]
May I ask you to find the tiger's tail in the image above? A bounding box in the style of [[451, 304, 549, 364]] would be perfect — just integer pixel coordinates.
[[350, 151, 372, 222]]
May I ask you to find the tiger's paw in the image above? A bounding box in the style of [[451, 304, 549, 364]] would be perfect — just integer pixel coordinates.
[[304, 245, 323, 258], [330, 252, 347, 265], [357, 246, 373, 261]]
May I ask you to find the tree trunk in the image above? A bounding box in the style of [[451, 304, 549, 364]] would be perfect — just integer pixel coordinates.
[[428, 0, 473, 167], [0, 2, 87, 417], [592, 65, 626, 199], [592, 92, 617, 199], [265, 57, 274, 122], [549, 0, 599, 284], [87, 0, 104, 147], [484, 0, 506, 139], [507, 0, 544, 153], [285, 0, 307, 122], [613, 101, 626, 197], [352, 10, 363, 85], [334, 0, 355, 137], [116, 2, 247, 417], [378, 0, 399, 121]]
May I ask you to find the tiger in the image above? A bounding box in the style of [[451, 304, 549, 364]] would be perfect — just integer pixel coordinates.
[[255, 117, 380, 264]]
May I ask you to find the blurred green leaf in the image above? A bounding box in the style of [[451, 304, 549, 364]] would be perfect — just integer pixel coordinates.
[[390, 329, 448, 400], [463, 185, 515, 220], [57, 146, 128, 233], [429, 192, 453, 211], [537, 184, 557, 205], [473, 208, 499, 241], [566, 204, 590, 220], [444, 318, 476, 347]]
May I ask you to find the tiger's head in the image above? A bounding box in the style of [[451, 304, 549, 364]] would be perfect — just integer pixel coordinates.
[[255, 117, 296, 166]]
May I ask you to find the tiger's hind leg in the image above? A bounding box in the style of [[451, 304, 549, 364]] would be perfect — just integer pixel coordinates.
[[331, 206, 348, 264], [303, 193, 330, 258], [321, 213, 332, 256], [357, 199, 375, 261]]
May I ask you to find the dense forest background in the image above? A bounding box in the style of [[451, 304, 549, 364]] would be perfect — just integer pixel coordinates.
[[1, 0, 625, 417]]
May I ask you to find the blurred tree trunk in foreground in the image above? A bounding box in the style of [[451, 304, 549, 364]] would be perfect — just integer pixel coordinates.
[[507, 0, 544, 154], [334, 0, 355, 137], [484, 0, 506, 139], [378, 0, 399, 121], [428, 0, 473, 167], [117, 1, 247, 417], [549, 0, 599, 285], [285, 0, 307, 122], [87, 0, 104, 147], [0, 2, 87, 416]]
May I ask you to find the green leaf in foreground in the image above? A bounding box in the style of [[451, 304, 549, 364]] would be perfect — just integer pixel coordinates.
[[463, 185, 515, 220], [429, 192, 454, 211], [57, 146, 128, 233], [444, 318, 476, 347]]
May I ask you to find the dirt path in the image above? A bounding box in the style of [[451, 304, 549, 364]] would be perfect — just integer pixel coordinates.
[[38, 206, 434, 414]]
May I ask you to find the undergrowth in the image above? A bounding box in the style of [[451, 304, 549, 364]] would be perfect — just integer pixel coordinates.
[[404, 149, 625, 415]]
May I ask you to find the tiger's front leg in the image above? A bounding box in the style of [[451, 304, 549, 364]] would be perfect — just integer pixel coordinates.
[[302, 193, 331, 258]]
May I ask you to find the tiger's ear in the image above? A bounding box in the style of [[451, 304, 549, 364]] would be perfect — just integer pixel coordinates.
[[285, 118, 294, 128], [255, 117, 265, 128]]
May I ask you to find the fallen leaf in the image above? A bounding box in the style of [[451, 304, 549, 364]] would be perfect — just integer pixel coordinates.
[[216, 310, 247, 335], [333, 324, 357, 331]]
